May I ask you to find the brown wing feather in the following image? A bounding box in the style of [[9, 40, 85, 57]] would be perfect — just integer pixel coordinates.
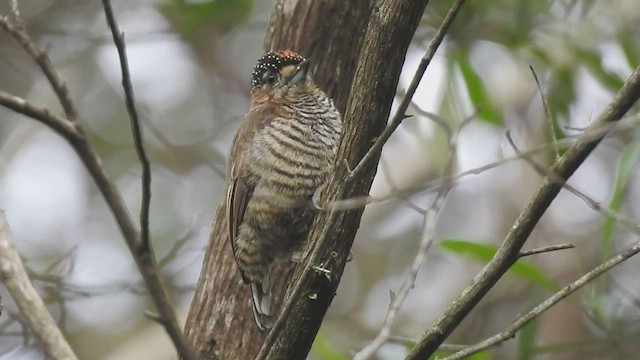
[[226, 176, 252, 283], [226, 102, 277, 283]]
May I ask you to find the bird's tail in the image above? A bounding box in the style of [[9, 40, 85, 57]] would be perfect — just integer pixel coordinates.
[[250, 276, 273, 330]]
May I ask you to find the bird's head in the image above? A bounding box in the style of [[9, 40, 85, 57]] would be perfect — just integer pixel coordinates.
[[250, 50, 313, 100]]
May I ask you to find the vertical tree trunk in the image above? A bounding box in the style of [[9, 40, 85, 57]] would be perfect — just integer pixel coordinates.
[[184, 1, 372, 359], [256, 0, 431, 357]]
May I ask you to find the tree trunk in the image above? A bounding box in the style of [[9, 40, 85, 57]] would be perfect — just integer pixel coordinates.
[[255, 0, 430, 358], [184, 1, 373, 359]]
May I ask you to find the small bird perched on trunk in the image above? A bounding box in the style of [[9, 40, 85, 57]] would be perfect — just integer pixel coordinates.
[[226, 50, 342, 330]]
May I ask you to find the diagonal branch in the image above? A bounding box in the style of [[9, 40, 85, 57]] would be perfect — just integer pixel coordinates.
[[506, 130, 640, 237], [407, 65, 640, 359], [442, 237, 640, 360], [321, 113, 640, 213], [353, 112, 469, 360], [0, 212, 78, 360]]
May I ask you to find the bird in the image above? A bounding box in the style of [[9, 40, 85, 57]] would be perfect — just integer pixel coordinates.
[[226, 50, 342, 330]]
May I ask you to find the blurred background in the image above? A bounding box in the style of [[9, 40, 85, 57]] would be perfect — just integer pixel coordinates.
[[1, 0, 639, 359]]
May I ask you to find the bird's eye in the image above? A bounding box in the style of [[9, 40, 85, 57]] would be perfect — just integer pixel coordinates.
[[263, 71, 278, 86]]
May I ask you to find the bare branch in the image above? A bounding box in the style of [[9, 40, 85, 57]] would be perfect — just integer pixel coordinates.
[[408, 65, 640, 359], [0, 15, 79, 121], [101, 2, 194, 359], [102, 0, 151, 247], [101, 0, 152, 247], [348, 0, 468, 180], [0, 212, 78, 360], [408, 114, 640, 199], [530, 65, 559, 161], [314, 113, 640, 214], [518, 243, 575, 258], [0, 91, 79, 139], [442, 237, 640, 360], [353, 112, 469, 359], [158, 227, 195, 268], [506, 131, 640, 237], [0, 5, 194, 359]]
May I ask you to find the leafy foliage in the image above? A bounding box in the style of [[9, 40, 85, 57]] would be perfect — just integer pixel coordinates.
[[440, 239, 559, 290], [160, 0, 253, 40]]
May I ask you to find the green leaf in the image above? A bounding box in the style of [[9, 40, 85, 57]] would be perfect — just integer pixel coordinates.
[[429, 348, 491, 360], [468, 351, 492, 360], [160, 0, 253, 40], [546, 66, 575, 130], [572, 46, 625, 92], [454, 52, 504, 126], [440, 239, 559, 290], [599, 141, 640, 259], [619, 32, 640, 81], [517, 291, 541, 360], [311, 330, 347, 360]]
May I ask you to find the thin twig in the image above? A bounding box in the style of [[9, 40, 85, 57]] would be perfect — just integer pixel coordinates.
[[0, 6, 195, 360], [348, 0, 468, 180], [441, 237, 640, 360], [0, 212, 78, 360], [0, 15, 79, 121], [353, 114, 469, 360], [158, 227, 195, 268], [519, 243, 575, 258], [144, 311, 164, 324], [379, 156, 427, 213], [319, 113, 640, 213], [506, 131, 640, 237], [101, 0, 152, 248], [530, 65, 559, 161], [100, 2, 195, 359], [408, 65, 640, 359], [0, 91, 79, 139]]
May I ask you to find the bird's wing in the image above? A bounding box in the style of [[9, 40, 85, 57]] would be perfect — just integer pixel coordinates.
[[226, 103, 275, 283], [226, 146, 254, 283], [226, 174, 252, 284]]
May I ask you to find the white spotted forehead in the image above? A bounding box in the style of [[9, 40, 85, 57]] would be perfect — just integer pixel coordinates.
[[250, 52, 306, 88]]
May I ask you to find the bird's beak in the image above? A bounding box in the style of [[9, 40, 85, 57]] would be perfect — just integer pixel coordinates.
[[286, 59, 310, 86]]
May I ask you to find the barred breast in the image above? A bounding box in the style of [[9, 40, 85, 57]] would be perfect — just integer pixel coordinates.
[[236, 93, 341, 281], [250, 94, 341, 204]]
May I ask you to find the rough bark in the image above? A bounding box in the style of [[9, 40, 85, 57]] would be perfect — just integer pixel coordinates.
[[184, 1, 373, 359]]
